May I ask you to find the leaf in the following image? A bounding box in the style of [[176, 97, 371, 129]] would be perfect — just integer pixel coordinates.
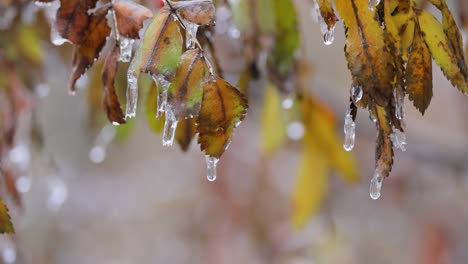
[[406, 22, 433, 114], [317, 0, 338, 30], [335, 0, 395, 106], [132, 8, 183, 81], [54, 0, 99, 44], [69, 4, 112, 92], [175, 118, 196, 151], [301, 95, 359, 183], [260, 82, 286, 155], [0, 197, 14, 234], [16, 24, 43, 65], [167, 48, 207, 120], [102, 44, 125, 125], [173, 0, 216, 25], [374, 105, 394, 178], [390, 0, 415, 61], [291, 136, 329, 229], [197, 76, 248, 158], [113, 1, 153, 39], [146, 81, 165, 134], [417, 9, 468, 93]]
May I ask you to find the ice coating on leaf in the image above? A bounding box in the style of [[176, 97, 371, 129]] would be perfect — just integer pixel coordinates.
[[185, 22, 199, 49], [394, 86, 405, 120], [370, 168, 384, 200], [343, 110, 356, 151], [125, 58, 139, 119], [205, 155, 218, 182], [162, 106, 178, 147], [173, 0, 216, 26], [351, 84, 363, 103], [119, 37, 134, 62], [50, 25, 70, 46], [390, 127, 406, 152], [152, 75, 171, 117]]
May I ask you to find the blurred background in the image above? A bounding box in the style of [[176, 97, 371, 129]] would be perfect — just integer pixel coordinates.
[[1, 0, 468, 263]]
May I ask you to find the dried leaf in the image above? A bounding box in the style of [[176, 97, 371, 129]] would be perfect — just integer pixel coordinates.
[[70, 4, 112, 92], [173, 0, 216, 25], [0, 197, 14, 234], [175, 118, 196, 151], [260, 82, 286, 155], [417, 9, 468, 93], [406, 22, 432, 114], [132, 8, 183, 80], [113, 1, 153, 39], [335, 0, 395, 106], [102, 44, 125, 125], [167, 48, 207, 120], [197, 76, 248, 158], [54, 0, 99, 44]]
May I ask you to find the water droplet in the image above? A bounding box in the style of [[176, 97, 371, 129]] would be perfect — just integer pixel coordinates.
[[389, 127, 406, 152], [281, 96, 294, 109], [370, 170, 383, 200], [205, 156, 219, 182], [394, 87, 405, 120], [343, 110, 356, 151], [125, 59, 138, 119], [323, 27, 335, 45], [9, 144, 30, 171], [119, 38, 134, 63], [47, 176, 67, 211], [287, 121, 305, 141], [350, 85, 363, 103], [162, 108, 178, 147], [16, 176, 32, 193], [185, 22, 199, 49]]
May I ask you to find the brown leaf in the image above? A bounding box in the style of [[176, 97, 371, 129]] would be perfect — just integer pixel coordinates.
[[113, 1, 153, 39], [374, 105, 394, 178], [175, 118, 196, 151], [54, 0, 99, 44], [102, 44, 125, 125], [69, 4, 112, 92], [406, 22, 432, 114], [197, 76, 248, 158], [167, 48, 207, 120], [173, 0, 216, 26], [317, 0, 338, 30]]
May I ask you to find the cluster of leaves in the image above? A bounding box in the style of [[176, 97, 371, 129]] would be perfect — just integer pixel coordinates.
[[322, 0, 468, 179]]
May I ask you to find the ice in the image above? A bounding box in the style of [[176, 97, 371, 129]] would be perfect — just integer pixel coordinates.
[[205, 156, 219, 182], [119, 38, 134, 63], [162, 107, 178, 147], [185, 22, 199, 49], [343, 110, 356, 151]]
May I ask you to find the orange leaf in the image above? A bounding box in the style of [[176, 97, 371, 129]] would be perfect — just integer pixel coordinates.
[[175, 118, 196, 151], [54, 0, 99, 44], [114, 1, 153, 39]]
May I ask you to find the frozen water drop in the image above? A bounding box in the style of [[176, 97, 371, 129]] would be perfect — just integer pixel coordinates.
[[390, 127, 406, 152], [89, 146, 106, 163], [343, 110, 356, 151], [287, 121, 305, 141], [47, 176, 68, 211], [119, 38, 134, 63], [125, 59, 138, 119], [370, 170, 383, 200], [205, 156, 219, 182], [16, 176, 32, 193], [162, 108, 178, 147], [394, 87, 405, 120], [323, 27, 335, 45], [350, 85, 363, 103], [185, 23, 199, 49]]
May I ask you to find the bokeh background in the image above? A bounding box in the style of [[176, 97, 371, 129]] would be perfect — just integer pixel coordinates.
[[2, 0, 468, 263]]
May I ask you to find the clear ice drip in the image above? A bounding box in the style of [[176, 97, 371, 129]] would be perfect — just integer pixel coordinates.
[[125, 59, 138, 119], [370, 169, 384, 200], [119, 38, 134, 63], [205, 156, 219, 182], [185, 23, 199, 49], [394, 87, 405, 120], [162, 107, 178, 147], [390, 127, 406, 152], [343, 110, 356, 151], [351, 85, 363, 103], [152, 75, 171, 117], [317, 10, 335, 46]]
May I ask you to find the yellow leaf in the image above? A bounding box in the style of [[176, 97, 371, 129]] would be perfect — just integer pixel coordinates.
[[0, 198, 14, 234], [291, 139, 329, 229], [417, 9, 468, 93], [260, 82, 286, 155], [374, 105, 394, 178]]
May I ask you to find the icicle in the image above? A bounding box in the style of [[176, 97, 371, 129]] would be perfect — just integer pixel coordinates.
[[119, 38, 134, 63], [205, 156, 219, 182], [185, 22, 199, 49], [287, 121, 305, 141], [369, 169, 384, 200], [125, 59, 138, 119], [88, 125, 116, 163], [162, 106, 178, 146], [0, 7, 17, 30], [350, 85, 363, 103], [394, 87, 405, 120], [390, 127, 406, 152], [152, 75, 171, 117], [0, 237, 16, 264], [343, 110, 356, 151]]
